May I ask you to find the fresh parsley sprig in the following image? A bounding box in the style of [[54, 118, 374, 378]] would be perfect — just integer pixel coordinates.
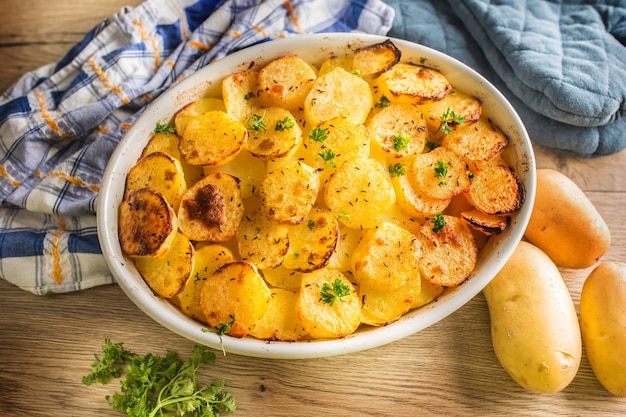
[[154, 122, 176, 134], [435, 107, 466, 135], [320, 279, 351, 306]]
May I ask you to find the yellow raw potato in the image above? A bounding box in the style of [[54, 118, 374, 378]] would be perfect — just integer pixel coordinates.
[[359, 274, 421, 326], [580, 262, 626, 397], [259, 160, 320, 225], [249, 288, 308, 341], [296, 269, 361, 339], [410, 146, 470, 201], [391, 165, 451, 218], [199, 261, 271, 338], [304, 67, 373, 127], [352, 39, 401, 77], [467, 163, 525, 215], [417, 88, 482, 134], [177, 172, 244, 242], [179, 110, 247, 167], [442, 117, 508, 163], [237, 209, 290, 269], [222, 70, 262, 124], [351, 222, 423, 292], [257, 55, 317, 111], [141, 131, 204, 184], [135, 232, 194, 299], [374, 63, 451, 105], [204, 150, 265, 199], [119, 188, 178, 259], [245, 107, 302, 160], [367, 102, 428, 159], [124, 151, 187, 210], [483, 240, 582, 393], [524, 168, 611, 269], [174, 97, 226, 135], [325, 157, 396, 229]]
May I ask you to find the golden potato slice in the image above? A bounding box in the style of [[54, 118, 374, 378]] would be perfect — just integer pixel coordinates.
[[119, 188, 178, 258], [174, 97, 226, 135], [177, 172, 244, 242], [283, 208, 339, 273], [367, 102, 428, 159], [261, 266, 303, 291], [249, 288, 308, 341], [141, 131, 204, 185], [410, 275, 444, 309], [259, 160, 319, 225], [391, 164, 451, 218], [461, 209, 510, 236], [442, 117, 508, 163], [245, 107, 302, 160], [417, 88, 482, 134], [177, 244, 236, 324], [296, 269, 361, 339], [303, 67, 374, 127], [410, 146, 470, 201], [237, 209, 290, 269], [179, 110, 247, 167], [467, 163, 525, 215], [204, 150, 265, 198], [222, 70, 262, 124], [417, 214, 478, 287], [325, 157, 395, 229], [359, 274, 421, 326], [327, 226, 363, 272], [135, 232, 194, 298], [375, 63, 451, 105], [352, 39, 401, 77], [318, 56, 353, 75], [351, 222, 423, 292], [257, 55, 318, 111], [199, 261, 271, 338], [124, 151, 187, 210]]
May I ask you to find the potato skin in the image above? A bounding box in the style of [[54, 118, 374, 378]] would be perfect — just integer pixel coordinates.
[[580, 262, 626, 397], [483, 240, 581, 393], [524, 168, 610, 269]]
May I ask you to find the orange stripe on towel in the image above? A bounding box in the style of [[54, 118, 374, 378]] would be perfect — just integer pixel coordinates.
[[51, 216, 67, 284], [0, 164, 21, 188], [253, 25, 269, 38], [188, 40, 213, 51], [283, 0, 305, 34], [35, 92, 71, 139], [47, 170, 100, 193], [86, 57, 130, 104], [133, 19, 161, 71]]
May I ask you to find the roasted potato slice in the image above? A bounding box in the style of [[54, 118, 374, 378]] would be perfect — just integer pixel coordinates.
[[461, 209, 510, 236], [204, 150, 265, 199], [467, 163, 525, 215], [283, 208, 339, 273], [177, 244, 236, 324], [359, 274, 421, 326], [119, 188, 178, 258], [178, 172, 244, 242], [411, 275, 444, 309], [374, 63, 451, 105], [304, 67, 374, 127], [249, 288, 308, 341], [318, 56, 353, 75], [296, 269, 361, 339], [417, 214, 478, 287], [259, 160, 319, 225], [260, 266, 303, 291], [257, 55, 317, 111], [367, 102, 428, 159], [179, 110, 247, 167], [351, 222, 423, 292], [124, 151, 187, 210], [325, 157, 395, 229], [417, 88, 482, 135], [327, 226, 362, 272], [410, 146, 470, 201], [135, 232, 194, 298], [237, 209, 290, 269], [245, 107, 302, 160], [391, 164, 451, 218], [222, 70, 262, 124], [141, 131, 204, 184], [442, 117, 508, 163], [174, 97, 226, 135], [352, 39, 401, 77], [200, 261, 271, 338]]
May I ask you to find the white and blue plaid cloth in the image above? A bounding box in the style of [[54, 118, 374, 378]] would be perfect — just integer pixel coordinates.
[[0, 0, 394, 295]]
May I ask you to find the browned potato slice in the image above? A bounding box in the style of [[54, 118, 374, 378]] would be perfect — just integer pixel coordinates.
[[367, 102, 428, 159], [375, 63, 451, 105], [261, 266, 303, 291], [417, 214, 478, 287], [177, 244, 236, 324], [124, 151, 187, 210], [325, 157, 395, 229], [179, 110, 247, 167], [259, 160, 319, 225], [119, 188, 178, 258], [391, 164, 451, 218], [204, 150, 265, 199], [222, 70, 262, 124], [461, 209, 510, 236], [417, 88, 482, 134], [359, 274, 421, 326], [410, 275, 444, 309], [304, 67, 373, 127], [442, 118, 508, 163], [467, 163, 525, 215], [257, 55, 318, 111], [352, 39, 401, 77], [327, 226, 362, 272], [174, 97, 226, 135], [178, 172, 244, 242], [318, 56, 353, 75], [283, 208, 339, 273], [141, 131, 204, 184], [135, 232, 194, 298], [410, 147, 470, 201], [296, 269, 361, 339], [245, 107, 302, 160], [237, 209, 290, 269], [249, 288, 308, 341], [351, 222, 423, 292], [200, 261, 271, 338]]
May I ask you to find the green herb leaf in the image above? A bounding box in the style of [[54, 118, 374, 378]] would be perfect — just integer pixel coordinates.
[[275, 117, 295, 132], [318, 148, 337, 168], [307, 219, 316, 230], [435, 107, 466, 135], [320, 279, 351, 306], [247, 112, 267, 132], [391, 134, 410, 152], [388, 163, 407, 177], [244, 91, 255, 100], [434, 161, 448, 186], [431, 213, 446, 233], [309, 127, 329, 143], [154, 122, 176, 134], [375, 95, 391, 108]]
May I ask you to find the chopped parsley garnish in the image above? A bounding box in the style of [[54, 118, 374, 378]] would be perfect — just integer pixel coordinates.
[[275, 116, 295, 131], [244, 91, 255, 100], [202, 314, 236, 356], [309, 127, 329, 143], [436, 107, 466, 135], [320, 279, 351, 306], [375, 95, 391, 108], [434, 161, 448, 186], [388, 163, 407, 177], [338, 211, 351, 222], [391, 134, 410, 152], [307, 219, 316, 230], [247, 112, 267, 132], [431, 213, 446, 233], [319, 148, 337, 168], [153, 122, 175, 134]]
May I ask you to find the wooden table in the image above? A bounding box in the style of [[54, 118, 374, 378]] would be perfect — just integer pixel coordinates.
[[1, 1, 625, 416]]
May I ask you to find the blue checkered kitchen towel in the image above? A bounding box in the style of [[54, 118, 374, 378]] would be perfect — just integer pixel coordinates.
[[0, 0, 395, 295]]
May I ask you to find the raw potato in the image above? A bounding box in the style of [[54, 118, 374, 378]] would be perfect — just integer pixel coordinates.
[[524, 168, 610, 269], [580, 262, 626, 397], [483, 240, 581, 393]]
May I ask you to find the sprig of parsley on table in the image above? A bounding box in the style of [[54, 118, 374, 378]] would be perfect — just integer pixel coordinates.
[[83, 339, 236, 417]]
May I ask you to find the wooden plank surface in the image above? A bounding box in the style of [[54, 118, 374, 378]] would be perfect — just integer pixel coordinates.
[[1, 1, 626, 416]]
